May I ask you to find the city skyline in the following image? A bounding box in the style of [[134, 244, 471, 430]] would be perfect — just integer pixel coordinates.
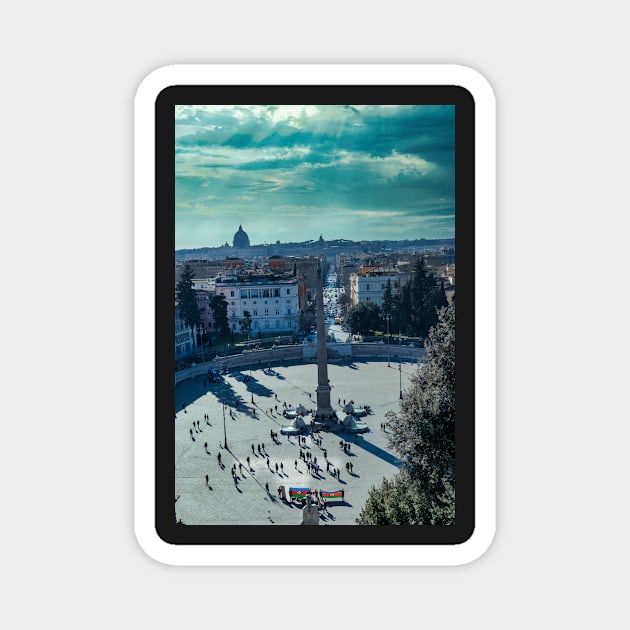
[[175, 104, 455, 250]]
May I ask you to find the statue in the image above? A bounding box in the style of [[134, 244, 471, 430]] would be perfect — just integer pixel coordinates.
[[301, 494, 319, 525]]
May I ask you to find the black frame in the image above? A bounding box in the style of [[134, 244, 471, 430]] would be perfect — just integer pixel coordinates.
[[155, 85, 475, 545]]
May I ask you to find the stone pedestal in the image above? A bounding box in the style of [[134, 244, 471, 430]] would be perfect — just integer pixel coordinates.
[[315, 384, 334, 421], [301, 495, 320, 525]]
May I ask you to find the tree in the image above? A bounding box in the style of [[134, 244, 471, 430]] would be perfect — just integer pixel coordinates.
[[176, 264, 200, 333], [298, 308, 315, 333], [356, 302, 455, 525], [345, 301, 382, 336], [393, 258, 447, 340], [210, 295, 229, 340], [382, 279, 394, 319], [240, 309, 253, 339], [392, 280, 412, 336]]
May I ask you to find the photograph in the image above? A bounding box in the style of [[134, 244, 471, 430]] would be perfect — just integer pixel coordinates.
[[170, 101, 462, 532]]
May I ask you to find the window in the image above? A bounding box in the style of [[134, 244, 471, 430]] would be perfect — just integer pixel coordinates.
[[264, 309, 269, 316], [365, 283, 370, 291], [275, 308, 280, 315], [286, 289, 290, 295], [251, 289, 259, 298], [230, 290, 234, 297], [241, 290, 248, 298], [253, 309, 258, 316], [273, 288, 280, 297], [262, 288, 270, 298]]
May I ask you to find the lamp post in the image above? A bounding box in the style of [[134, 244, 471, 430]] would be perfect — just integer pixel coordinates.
[[399, 359, 403, 400], [221, 382, 228, 449], [222, 400, 228, 449], [383, 313, 392, 367], [196, 323, 205, 364]]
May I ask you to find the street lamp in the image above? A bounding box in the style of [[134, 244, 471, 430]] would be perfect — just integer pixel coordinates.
[[196, 323, 205, 364], [222, 400, 228, 449], [383, 313, 392, 367], [221, 381, 228, 450], [399, 360, 403, 400]]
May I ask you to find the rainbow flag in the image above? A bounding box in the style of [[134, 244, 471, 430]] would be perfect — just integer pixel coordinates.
[[289, 487, 311, 498], [320, 490, 344, 499]]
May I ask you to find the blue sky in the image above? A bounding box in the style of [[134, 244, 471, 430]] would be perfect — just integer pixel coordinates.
[[175, 104, 454, 250]]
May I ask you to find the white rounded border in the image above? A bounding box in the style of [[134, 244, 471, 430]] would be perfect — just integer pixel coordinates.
[[134, 64, 495, 566]]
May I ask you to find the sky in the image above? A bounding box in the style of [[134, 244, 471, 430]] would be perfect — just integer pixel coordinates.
[[175, 104, 455, 250]]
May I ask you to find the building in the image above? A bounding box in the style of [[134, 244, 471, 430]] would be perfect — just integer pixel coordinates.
[[175, 308, 195, 359], [215, 273, 300, 336], [190, 279, 215, 332], [232, 224, 250, 249], [349, 267, 401, 307]]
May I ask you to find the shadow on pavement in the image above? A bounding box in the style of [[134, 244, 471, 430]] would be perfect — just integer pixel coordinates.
[[351, 436, 401, 467]]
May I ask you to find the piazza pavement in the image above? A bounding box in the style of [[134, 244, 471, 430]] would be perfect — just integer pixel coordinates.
[[174, 358, 417, 525]]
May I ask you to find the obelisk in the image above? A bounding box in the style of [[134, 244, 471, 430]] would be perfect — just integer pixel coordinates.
[[315, 258, 334, 422]]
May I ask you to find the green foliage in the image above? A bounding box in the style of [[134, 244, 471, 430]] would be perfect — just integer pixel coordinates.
[[210, 294, 229, 339], [298, 308, 315, 332], [240, 309, 253, 338], [175, 264, 200, 331], [345, 301, 382, 335], [357, 302, 456, 525], [392, 258, 447, 340], [357, 472, 455, 525], [382, 278, 394, 318]]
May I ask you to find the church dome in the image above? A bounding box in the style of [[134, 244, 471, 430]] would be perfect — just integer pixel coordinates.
[[233, 224, 250, 248]]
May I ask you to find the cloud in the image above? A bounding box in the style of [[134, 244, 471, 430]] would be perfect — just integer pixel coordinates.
[[175, 105, 455, 248]]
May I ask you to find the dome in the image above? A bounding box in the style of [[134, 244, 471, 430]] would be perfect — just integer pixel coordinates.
[[233, 224, 250, 248]]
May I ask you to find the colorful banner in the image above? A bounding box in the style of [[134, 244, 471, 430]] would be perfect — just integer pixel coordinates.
[[320, 490, 344, 499], [289, 487, 311, 498]]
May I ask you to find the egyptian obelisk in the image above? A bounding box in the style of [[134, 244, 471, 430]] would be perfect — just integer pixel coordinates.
[[315, 258, 334, 422]]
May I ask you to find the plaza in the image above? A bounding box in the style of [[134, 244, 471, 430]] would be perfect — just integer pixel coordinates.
[[174, 358, 416, 525]]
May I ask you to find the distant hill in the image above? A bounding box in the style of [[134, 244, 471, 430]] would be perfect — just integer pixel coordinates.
[[175, 238, 455, 261]]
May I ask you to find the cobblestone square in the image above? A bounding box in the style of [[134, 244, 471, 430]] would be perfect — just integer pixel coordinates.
[[175, 359, 415, 525]]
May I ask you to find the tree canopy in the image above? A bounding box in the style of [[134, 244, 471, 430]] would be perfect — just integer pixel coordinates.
[[210, 294, 229, 339], [240, 309, 253, 339], [345, 301, 382, 336], [393, 258, 447, 340], [357, 301, 455, 525], [175, 264, 200, 332]]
